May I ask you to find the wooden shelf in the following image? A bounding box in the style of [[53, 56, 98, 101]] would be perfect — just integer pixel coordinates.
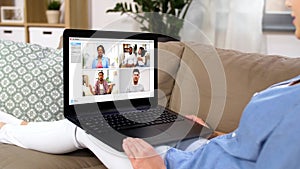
[[26, 23, 66, 28], [0, 0, 89, 44], [0, 23, 24, 26]]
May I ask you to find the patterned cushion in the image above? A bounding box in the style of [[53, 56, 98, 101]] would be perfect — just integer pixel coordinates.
[[0, 39, 64, 122]]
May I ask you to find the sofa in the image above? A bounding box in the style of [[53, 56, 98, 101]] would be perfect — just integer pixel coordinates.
[[1, 39, 300, 169]]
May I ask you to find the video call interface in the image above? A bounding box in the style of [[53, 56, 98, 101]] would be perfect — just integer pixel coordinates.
[[69, 37, 155, 105]]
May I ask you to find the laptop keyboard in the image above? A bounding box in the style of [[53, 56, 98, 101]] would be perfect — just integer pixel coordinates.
[[80, 108, 185, 132]]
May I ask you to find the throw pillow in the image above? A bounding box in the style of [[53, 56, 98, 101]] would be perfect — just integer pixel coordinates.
[[0, 39, 64, 122]]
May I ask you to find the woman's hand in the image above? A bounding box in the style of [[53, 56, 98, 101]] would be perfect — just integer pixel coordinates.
[[122, 137, 166, 169], [185, 115, 209, 128]]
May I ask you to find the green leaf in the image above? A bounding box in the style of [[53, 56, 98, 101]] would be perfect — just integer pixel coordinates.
[[48, 0, 61, 10], [106, 0, 194, 37]]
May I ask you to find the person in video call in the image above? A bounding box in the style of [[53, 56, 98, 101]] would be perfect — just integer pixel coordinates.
[[122, 47, 137, 67], [137, 47, 149, 67], [0, 0, 300, 168], [89, 71, 113, 95], [92, 45, 109, 69], [126, 68, 145, 93]]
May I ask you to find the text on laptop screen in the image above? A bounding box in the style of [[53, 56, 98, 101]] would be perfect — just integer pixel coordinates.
[[69, 37, 155, 105]]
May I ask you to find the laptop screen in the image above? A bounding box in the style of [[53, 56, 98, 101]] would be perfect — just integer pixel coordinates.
[[68, 35, 155, 106]]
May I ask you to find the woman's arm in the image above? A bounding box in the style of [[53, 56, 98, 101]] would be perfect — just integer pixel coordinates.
[[122, 137, 166, 169]]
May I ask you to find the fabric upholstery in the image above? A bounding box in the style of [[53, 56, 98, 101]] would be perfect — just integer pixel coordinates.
[[0, 39, 64, 122], [168, 42, 215, 122], [216, 48, 300, 132], [168, 42, 300, 132], [0, 144, 103, 169], [157, 42, 184, 107]]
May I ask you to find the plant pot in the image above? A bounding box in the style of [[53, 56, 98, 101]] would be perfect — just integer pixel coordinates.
[[46, 10, 60, 24]]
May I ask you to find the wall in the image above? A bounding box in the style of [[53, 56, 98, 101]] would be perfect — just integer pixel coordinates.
[[91, 0, 139, 31], [264, 32, 300, 58], [91, 0, 300, 58], [91, 0, 118, 29]]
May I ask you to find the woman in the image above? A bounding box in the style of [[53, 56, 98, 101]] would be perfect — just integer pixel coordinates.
[[92, 45, 109, 69], [1, 0, 300, 168]]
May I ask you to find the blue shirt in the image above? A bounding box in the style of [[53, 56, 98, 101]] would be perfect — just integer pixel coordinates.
[[92, 55, 109, 68], [165, 76, 300, 169]]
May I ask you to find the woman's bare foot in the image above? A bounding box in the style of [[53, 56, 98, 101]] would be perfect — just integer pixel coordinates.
[[0, 121, 27, 129], [0, 122, 6, 129], [21, 121, 28, 125]]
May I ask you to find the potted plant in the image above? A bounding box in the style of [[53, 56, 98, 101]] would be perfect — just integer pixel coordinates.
[[107, 0, 192, 39], [46, 0, 61, 24]]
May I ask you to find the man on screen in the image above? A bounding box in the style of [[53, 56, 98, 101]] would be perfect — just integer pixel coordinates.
[[126, 68, 144, 93], [122, 47, 137, 67], [89, 71, 113, 95]]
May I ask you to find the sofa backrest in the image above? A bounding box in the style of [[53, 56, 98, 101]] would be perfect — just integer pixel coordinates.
[[157, 42, 185, 107], [214, 47, 300, 132], [159, 41, 300, 133]]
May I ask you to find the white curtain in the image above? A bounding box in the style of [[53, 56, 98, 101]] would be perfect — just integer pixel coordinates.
[[181, 0, 266, 53]]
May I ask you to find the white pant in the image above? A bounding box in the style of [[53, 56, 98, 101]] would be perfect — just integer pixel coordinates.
[[0, 119, 207, 169]]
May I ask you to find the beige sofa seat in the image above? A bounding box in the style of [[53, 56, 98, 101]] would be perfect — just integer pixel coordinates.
[[0, 144, 103, 169]]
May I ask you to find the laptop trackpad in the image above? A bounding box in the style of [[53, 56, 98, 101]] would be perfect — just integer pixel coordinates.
[[121, 126, 164, 138]]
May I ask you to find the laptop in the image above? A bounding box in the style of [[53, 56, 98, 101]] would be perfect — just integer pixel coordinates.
[[63, 29, 212, 152]]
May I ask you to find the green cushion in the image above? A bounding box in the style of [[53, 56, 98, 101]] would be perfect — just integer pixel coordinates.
[[0, 39, 64, 122]]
